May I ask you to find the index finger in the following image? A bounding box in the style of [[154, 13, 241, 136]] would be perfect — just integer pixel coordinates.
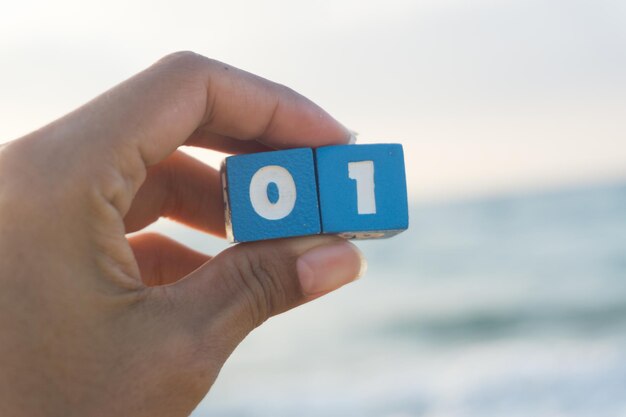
[[72, 51, 352, 166]]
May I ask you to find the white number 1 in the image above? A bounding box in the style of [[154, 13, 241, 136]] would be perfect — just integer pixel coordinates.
[[348, 161, 376, 214]]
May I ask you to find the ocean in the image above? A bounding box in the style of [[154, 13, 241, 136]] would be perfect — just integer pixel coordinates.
[[172, 182, 626, 417]]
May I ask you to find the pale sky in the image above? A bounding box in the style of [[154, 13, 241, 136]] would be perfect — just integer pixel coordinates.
[[1, 0, 625, 201]]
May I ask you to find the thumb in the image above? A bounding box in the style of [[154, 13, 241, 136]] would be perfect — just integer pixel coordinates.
[[170, 236, 366, 349]]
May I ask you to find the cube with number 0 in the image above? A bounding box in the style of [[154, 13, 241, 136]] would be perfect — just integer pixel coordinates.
[[222, 144, 408, 242], [222, 148, 321, 242]]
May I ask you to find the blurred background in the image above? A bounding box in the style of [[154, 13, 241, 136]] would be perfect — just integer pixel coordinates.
[[2, 0, 626, 416]]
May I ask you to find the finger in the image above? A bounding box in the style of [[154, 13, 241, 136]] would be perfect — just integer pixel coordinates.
[[50, 51, 351, 215], [124, 151, 225, 236], [128, 232, 210, 286], [132, 52, 352, 162], [164, 236, 366, 351]]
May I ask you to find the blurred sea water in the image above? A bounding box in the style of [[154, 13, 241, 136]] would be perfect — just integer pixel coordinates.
[[175, 182, 626, 417]]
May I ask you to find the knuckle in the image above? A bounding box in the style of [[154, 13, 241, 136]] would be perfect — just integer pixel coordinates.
[[224, 248, 292, 328], [89, 162, 136, 215], [157, 50, 210, 72], [0, 126, 144, 221]]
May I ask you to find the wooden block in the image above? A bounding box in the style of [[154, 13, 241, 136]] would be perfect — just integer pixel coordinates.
[[315, 144, 408, 239], [222, 148, 321, 242]]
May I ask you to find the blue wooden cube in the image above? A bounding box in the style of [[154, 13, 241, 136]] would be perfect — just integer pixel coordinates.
[[222, 148, 321, 242], [315, 144, 408, 238]]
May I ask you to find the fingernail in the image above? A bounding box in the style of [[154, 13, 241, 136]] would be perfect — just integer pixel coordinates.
[[347, 129, 359, 144], [297, 241, 366, 296]]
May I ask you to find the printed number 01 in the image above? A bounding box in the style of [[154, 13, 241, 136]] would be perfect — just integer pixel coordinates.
[[348, 161, 377, 214], [248, 161, 376, 220]]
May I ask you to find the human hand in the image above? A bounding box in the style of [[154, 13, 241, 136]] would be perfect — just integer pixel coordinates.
[[0, 51, 365, 416]]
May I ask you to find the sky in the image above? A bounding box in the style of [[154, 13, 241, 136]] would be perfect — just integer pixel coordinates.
[[1, 0, 625, 202]]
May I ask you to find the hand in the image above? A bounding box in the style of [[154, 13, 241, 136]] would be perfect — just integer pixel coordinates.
[[0, 51, 365, 417]]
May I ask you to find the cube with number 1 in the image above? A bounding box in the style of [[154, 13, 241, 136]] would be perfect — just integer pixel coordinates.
[[316, 144, 408, 238]]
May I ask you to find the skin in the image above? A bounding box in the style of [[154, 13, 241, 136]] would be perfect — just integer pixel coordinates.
[[0, 51, 365, 416]]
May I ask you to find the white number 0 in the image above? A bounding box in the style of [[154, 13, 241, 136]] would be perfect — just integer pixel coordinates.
[[348, 161, 377, 214], [249, 166, 297, 220]]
